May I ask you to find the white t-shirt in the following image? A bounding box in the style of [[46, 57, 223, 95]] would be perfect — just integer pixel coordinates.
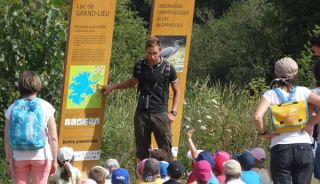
[[5, 98, 55, 160], [263, 86, 312, 148], [226, 178, 246, 184]]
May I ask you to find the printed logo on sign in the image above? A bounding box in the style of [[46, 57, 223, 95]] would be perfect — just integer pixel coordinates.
[[74, 150, 101, 161], [171, 147, 178, 157], [65, 118, 100, 126]]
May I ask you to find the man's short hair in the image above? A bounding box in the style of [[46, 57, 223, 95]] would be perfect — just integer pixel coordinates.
[[145, 36, 161, 50], [311, 33, 320, 47]]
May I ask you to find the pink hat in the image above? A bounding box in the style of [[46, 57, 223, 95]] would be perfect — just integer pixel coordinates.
[[193, 160, 212, 182], [137, 159, 147, 177], [214, 151, 230, 175], [249, 147, 266, 162]]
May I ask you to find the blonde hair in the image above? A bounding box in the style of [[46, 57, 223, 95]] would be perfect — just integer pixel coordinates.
[[88, 166, 107, 184], [18, 71, 42, 96]]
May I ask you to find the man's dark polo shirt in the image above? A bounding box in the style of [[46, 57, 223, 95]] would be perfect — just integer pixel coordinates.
[[133, 58, 177, 113]]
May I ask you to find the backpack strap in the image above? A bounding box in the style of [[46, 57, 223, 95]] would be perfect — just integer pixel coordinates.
[[136, 59, 144, 79], [273, 87, 296, 103], [136, 58, 171, 83], [164, 60, 171, 83]]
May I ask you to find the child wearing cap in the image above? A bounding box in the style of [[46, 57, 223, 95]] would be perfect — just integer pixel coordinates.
[[193, 160, 214, 184], [111, 168, 130, 184], [104, 158, 120, 183], [186, 129, 219, 184], [136, 159, 147, 180], [163, 160, 186, 184], [50, 146, 82, 184], [138, 158, 162, 184], [223, 160, 245, 184], [249, 147, 272, 184], [235, 151, 261, 184], [213, 151, 230, 183]]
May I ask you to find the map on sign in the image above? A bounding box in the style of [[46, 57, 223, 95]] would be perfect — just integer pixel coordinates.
[[67, 65, 105, 109]]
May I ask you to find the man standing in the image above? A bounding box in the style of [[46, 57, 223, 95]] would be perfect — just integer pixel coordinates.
[[311, 33, 320, 57], [310, 32, 320, 181], [102, 36, 180, 160]]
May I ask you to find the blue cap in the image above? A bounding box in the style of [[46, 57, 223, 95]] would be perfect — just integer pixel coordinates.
[[160, 161, 169, 178], [196, 151, 215, 169], [235, 151, 255, 171], [111, 168, 130, 184]]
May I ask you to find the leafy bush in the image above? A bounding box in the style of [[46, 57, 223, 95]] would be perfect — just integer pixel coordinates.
[[189, 0, 284, 85], [296, 25, 320, 87], [110, 0, 148, 80], [0, 0, 68, 160]]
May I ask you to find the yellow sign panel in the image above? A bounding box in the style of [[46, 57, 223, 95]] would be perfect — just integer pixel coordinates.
[[150, 0, 195, 158], [59, 0, 116, 176]]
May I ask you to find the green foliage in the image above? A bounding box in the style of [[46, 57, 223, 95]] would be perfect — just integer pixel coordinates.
[[296, 25, 320, 87], [101, 77, 137, 173], [110, 0, 148, 80], [244, 78, 269, 97], [194, 0, 241, 21], [129, 0, 152, 26], [0, 0, 68, 160], [180, 79, 266, 154], [268, 0, 320, 56], [296, 49, 315, 87], [0, 0, 148, 174], [189, 0, 283, 85], [189, 0, 320, 87], [0, 159, 11, 184]]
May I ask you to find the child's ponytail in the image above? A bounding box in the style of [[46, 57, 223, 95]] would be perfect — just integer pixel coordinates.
[[60, 161, 72, 182]]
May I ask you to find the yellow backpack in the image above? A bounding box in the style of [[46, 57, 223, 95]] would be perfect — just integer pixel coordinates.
[[269, 87, 309, 133]]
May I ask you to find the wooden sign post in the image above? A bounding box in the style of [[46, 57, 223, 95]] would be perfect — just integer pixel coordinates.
[[58, 0, 116, 175], [149, 0, 195, 158]]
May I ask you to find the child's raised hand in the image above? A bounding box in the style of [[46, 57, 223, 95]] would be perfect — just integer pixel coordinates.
[[186, 128, 194, 139]]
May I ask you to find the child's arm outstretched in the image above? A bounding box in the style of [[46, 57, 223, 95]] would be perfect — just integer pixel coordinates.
[[186, 129, 198, 160]]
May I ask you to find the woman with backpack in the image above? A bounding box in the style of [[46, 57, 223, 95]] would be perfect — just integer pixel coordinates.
[[4, 71, 58, 184], [253, 57, 320, 184]]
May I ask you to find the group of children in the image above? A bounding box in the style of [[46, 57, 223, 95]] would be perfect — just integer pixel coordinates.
[[183, 129, 271, 184], [49, 128, 273, 184], [49, 147, 131, 184]]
